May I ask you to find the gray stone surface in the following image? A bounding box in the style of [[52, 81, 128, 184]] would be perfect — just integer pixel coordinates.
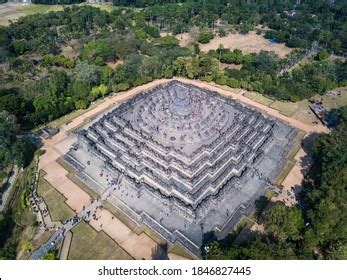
[[62, 81, 297, 256]]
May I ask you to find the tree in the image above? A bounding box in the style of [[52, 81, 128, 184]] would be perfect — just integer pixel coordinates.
[[315, 50, 329, 61], [330, 39, 342, 54], [266, 203, 304, 241], [71, 80, 92, 106], [0, 111, 28, 169], [11, 39, 29, 55], [81, 40, 117, 65], [218, 28, 226, 37], [74, 61, 100, 86], [143, 25, 160, 38], [91, 84, 108, 99]]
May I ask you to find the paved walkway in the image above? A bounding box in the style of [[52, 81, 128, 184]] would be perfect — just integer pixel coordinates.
[[30, 174, 119, 260], [0, 166, 19, 212]]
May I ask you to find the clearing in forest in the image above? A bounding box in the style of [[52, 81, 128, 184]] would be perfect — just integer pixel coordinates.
[[177, 31, 293, 58]]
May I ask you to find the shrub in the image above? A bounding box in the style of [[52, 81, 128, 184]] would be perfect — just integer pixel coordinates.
[[116, 82, 130, 92], [198, 31, 214, 44]]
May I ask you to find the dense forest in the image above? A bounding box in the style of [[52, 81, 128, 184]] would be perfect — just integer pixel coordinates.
[[115, 0, 346, 52], [0, 1, 346, 259], [207, 106, 347, 259]]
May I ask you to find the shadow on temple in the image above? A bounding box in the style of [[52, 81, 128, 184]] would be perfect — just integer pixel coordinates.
[[151, 243, 169, 260]]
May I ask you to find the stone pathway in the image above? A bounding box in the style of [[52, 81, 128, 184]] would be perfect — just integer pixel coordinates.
[[30, 175, 117, 260]]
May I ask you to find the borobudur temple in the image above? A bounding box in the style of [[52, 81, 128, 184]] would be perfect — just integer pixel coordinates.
[[63, 81, 297, 256]]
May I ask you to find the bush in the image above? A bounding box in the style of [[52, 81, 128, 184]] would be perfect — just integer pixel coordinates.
[[34, 149, 46, 157], [218, 28, 226, 37], [91, 84, 109, 98], [42, 55, 75, 68], [116, 82, 130, 92], [198, 31, 214, 44], [315, 49, 329, 61], [201, 75, 213, 82], [143, 25, 160, 38], [0, 171, 7, 180], [226, 78, 240, 88], [81, 40, 117, 65], [74, 100, 88, 110]]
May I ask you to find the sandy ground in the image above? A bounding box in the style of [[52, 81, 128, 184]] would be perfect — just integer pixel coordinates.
[[0, 4, 25, 26], [89, 208, 158, 260], [272, 148, 307, 206], [176, 31, 293, 58], [106, 59, 124, 70], [175, 32, 195, 48], [38, 78, 328, 259]]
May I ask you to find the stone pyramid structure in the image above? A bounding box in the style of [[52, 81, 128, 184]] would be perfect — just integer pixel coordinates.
[[63, 81, 297, 255]]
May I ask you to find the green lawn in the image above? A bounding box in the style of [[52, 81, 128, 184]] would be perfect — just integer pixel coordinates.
[[254, 94, 275, 106], [17, 4, 64, 15], [68, 221, 133, 260], [243, 91, 259, 100], [270, 100, 299, 117], [37, 174, 75, 222]]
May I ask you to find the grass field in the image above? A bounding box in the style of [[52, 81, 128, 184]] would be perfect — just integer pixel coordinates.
[[17, 4, 63, 15], [175, 30, 293, 58], [243, 91, 259, 100], [37, 172, 75, 222], [270, 100, 299, 117], [68, 221, 133, 260], [253, 94, 275, 106], [243, 88, 347, 124]]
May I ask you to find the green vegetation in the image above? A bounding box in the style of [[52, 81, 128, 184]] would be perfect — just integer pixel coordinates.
[[0, 171, 7, 180], [0, 159, 37, 259], [207, 107, 347, 260], [115, 0, 345, 54], [0, 111, 32, 169], [0, 1, 346, 260], [40, 249, 59, 260], [18, 4, 64, 16], [81, 39, 117, 66], [198, 31, 214, 44], [42, 54, 75, 68], [68, 221, 133, 260], [209, 46, 253, 65], [0, 4, 345, 145], [31, 0, 84, 4]]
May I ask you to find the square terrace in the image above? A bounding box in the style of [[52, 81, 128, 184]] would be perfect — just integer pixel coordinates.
[[63, 81, 297, 256]]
